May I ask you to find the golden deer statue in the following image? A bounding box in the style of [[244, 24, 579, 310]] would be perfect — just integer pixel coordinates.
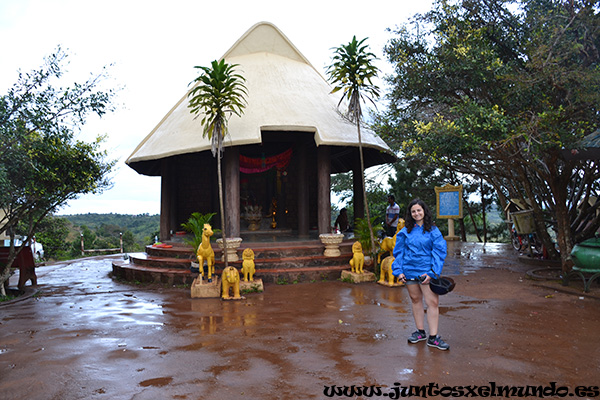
[[196, 223, 216, 282]]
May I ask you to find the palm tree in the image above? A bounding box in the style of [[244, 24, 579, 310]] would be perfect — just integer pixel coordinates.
[[188, 59, 247, 269], [326, 36, 380, 256]]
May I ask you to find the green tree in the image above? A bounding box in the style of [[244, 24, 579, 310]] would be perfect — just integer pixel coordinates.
[[380, 0, 600, 271], [121, 230, 140, 253], [28, 215, 71, 260], [187, 59, 247, 269], [0, 48, 116, 295], [327, 36, 381, 256]]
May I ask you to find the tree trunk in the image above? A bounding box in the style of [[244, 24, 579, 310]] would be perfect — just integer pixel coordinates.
[[481, 178, 487, 244], [356, 121, 376, 258], [0, 233, 20, 297], [0, 266, 10, 297], [217, 135, 228, 270], [459, 218, 467, 241], [465, 201, 482, 242], [520, 161, 561, 261], [548, 166, 574, 272]]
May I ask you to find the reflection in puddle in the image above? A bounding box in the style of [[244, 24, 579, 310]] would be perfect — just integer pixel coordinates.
[[439, 300, 489, 315], [397, 367, 414, 376], [139, 377, 173, 387], [89, 298, 165, 327], [356, 331, 391, 343]]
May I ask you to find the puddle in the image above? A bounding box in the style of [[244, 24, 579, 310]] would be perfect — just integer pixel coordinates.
[[396, 367, 414, 376], [139, 377, 173, 387], [356, 331, 390, 343]]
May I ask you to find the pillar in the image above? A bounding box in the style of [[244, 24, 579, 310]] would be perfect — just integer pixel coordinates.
[[160, 159, 172, 241], [317, 146, 331, 234], [224, 147, 240, 238], [297, 145, 309, 237]]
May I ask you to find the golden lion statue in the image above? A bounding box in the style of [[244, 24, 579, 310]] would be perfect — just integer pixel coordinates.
[[349, 241, 365, 274], [241, 248, 255, 282], [221, 266, 241, 300], [378, 255, 402, 286], [377, 218, 405, 264]]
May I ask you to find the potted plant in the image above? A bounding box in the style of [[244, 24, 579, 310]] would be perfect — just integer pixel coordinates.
[[354, 216, 383, 267], [181, 212, 220, 250]]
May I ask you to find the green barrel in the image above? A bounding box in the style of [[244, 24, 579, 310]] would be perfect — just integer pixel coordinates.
[[571, 238, 600, 271]]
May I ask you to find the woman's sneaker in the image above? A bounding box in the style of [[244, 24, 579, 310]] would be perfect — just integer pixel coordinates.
[[427, 335, 450, 350], [408, 330, 427, 344]]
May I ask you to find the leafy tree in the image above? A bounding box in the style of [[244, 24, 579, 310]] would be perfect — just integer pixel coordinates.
[[62, 213, 160, 245], [27, 215, 71, 260], [0, 48, 116, 295], [385, 158, 441, 214], [80, 225, 97, 252], [327, 36, 381, 255], [332, 171, 391, 232], [188, 59, 248, 269], [121, 230, 140, 253], [379, 0, 600, 271]]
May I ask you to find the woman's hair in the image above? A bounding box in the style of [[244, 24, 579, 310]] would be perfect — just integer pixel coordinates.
[[405, 198, 433, 233]]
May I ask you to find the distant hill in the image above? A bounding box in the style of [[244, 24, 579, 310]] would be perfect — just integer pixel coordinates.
[[61, 213, 160, 242]]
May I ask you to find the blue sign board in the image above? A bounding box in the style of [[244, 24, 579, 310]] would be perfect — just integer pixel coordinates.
[[435, 185, 463, 219]]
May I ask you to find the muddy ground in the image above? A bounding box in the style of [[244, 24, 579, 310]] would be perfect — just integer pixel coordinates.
[[1, 242, 599, 400]]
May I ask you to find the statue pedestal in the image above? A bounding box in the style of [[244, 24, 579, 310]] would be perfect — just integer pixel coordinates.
[[216, 237, 243, 262], [240, 279, 264, 294], [191, 276, 220, 298], [341, 270, 376, 283], [319, 233, 345, 257]]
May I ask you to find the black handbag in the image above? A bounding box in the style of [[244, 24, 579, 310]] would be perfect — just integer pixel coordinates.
[[429, 269, 455, 295]]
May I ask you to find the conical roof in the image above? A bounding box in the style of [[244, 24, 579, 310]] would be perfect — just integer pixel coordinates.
[[126, 22, 395, 175]]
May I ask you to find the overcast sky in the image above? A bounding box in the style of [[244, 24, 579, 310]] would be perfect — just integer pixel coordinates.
[[0, 0, 433, 215]]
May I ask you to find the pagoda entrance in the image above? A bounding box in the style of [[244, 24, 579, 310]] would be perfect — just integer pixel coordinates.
[[239, 147, 292, 232]]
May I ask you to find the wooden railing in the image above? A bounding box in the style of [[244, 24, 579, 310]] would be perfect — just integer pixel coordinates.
[[80, 233, 123, 256]]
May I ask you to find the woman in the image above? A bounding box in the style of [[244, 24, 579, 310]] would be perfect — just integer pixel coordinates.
[[334, 208, 350, 233], [391, 198, 449, 350]]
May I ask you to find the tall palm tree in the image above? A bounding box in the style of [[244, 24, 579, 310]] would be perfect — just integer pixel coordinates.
[[188, 59, 247, 269], [327, 36, 380, 255]]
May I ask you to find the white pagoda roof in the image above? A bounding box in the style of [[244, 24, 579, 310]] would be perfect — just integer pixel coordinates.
[[126, 22, 394, 175]]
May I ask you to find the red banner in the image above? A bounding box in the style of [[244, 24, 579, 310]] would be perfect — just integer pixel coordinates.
[[239, 148, 292, 174]]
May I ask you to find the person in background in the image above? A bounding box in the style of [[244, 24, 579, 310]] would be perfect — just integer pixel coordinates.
[[385, 195, 400, 237], [334, 208, 350, 233], [391, 198, 449, 351]]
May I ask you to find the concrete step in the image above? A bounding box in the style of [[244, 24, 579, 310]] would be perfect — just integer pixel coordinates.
[[116, 238, 363, 285], [112, 261, 356, 285], [127, 251, 355, 271], [145, 240, 355, 259]]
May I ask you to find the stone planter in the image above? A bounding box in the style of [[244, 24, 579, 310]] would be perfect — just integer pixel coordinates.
[[216, 237, 243, 262], [319, 233, 345, 257]]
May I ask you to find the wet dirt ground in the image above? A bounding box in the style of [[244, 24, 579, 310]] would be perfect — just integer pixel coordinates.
[[1, 242, 599, 400]]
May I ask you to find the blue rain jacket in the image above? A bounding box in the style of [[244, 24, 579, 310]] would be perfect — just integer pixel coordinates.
[[391, 224, 447, 279]]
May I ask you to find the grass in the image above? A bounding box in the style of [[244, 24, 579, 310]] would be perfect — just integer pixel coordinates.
[[0, 294, 16, 302], [241, 283, 263, 294]]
